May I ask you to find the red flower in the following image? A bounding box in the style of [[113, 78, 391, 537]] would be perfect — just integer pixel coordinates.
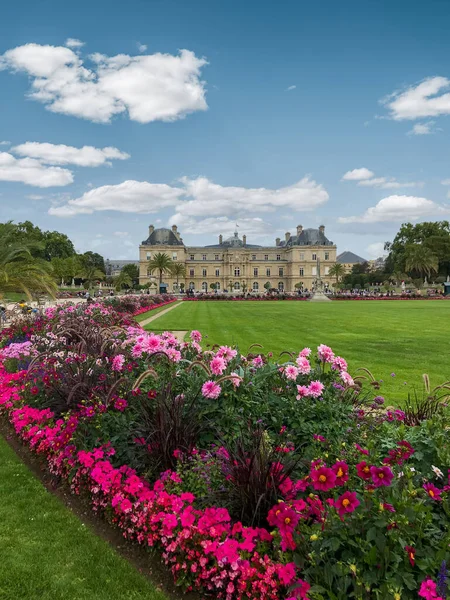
[[355, 443, 369, 456], [356, 461, 372, 480], [310, 466, 337, 491], [287, 579, 311, 599], [370, 465, 393, 487], [332, 461, 349, 485], [147, 389, 157, 399], [30, 386, 39, 395], [335, 491, 359, 518], [423, 482, 443, 501], [405, 545, 415, 566]]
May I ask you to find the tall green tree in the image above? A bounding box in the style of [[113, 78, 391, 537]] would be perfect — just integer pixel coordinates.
[[328, 263, 346, 284], [113, 271, 132, 291], [171, 262, 186, 288], [0, 223, 57, 300], [147, 252, 173, 285], [404, 244, 439, 278], [121, 263, 140, 286], [77, 255, 105, 289], [82, 251, 106, 274]]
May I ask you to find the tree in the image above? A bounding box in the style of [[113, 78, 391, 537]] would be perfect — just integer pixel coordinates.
[[147, 252, 173, 285], [77, 254, 105, 289], [210, 283, 218, 291], [0, 222, 57, 300], [82, 251, 106, 274], [328, 263, 346, 285], [171, 262, 186, 289], [113, 271, 132, 291], [404, 244, 439, 278], [351, 262, 369, 275], [121, 264, 139, 287], [264, 282, 271, 291], [294, 282, 303, 289]]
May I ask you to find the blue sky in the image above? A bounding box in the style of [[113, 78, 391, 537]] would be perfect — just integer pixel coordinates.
[[1, 0, 450, 260]]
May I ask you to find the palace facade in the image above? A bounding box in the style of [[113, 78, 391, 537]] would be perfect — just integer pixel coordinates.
[[138, 224, 337, 293]]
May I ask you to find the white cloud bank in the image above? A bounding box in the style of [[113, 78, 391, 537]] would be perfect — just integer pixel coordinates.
[[338, 195, 449, 224], [407, 121, 440, 135], [341, 167, 421, 189], [0, 152, 73, 187], [382, 77, 450, 120], [49, 175, 329, 218], [12, 142, 129, 167], [0, 42, 208, 123]]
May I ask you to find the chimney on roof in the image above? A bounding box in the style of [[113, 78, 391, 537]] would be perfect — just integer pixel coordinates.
[[172, 224, 177, 232], [285, 231, 291, 242], [297, 225, 303, 235], [149, 224, 154, 236], [276, 237, 281, 246], [243, 234, 247, 245], [219, 234, 223, 244], [319, 225, 325, 234]]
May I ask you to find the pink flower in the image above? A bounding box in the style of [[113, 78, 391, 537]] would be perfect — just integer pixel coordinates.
[[317, 344, 335, 363], [114, 398, 128, 411], [295, 356, 311, 374], [299, 347, 311, 358], [332, 461, 349, 485], [285, 365, 299, 380], [335, 491, 359, 518], [419, 579, 438, 599], [370, 465, 394, 487], [307, 380, 324, 398], [252, 355, 264, 368], [190, 330, 202, 342], [423, 482, 443, 501], [356, 461, 372, 480], [287, 579, 311, 599], [216, 345, 237, 361], [340, 371, 354, 387], [332, 356, 347, 371], [277, 562, 297, 585], [230, 372, 241, 387], [310, 466, 336, 491], [210, 355, 226, 375], [296, 385, 309, 399], [201, 380, 222, 399], [111, 354, 125, 372], [355, 443, 369, 456]]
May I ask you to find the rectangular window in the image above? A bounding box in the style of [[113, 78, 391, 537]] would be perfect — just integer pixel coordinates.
[[253, 268, 258, 277], [190, 254, 194, 260], [312, 253, 317, 261], [202, 254, 207, 261], [279, 268, 284, 277], [252, 254, 257, 260], [189, 269, 195, 276], [264, 254, 269, 261], [216, 282, 221, 289], [312, 266, 317, 276], [234, 267, 240, 277], [325, 252, 329, 260], [215, 254, 220, 260], [215, 269, 220, 277], [276, 254, 281, 261], [202, 268, 207, 277], [299, 252, 304, 261], [299, 267, 304, 276], [266, 268, 271, 277], [146, 252, 151, 260], [172, 252, 177, 261]]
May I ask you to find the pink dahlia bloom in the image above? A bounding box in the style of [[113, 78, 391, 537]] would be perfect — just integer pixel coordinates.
[[423, 482, 443, 501], [299, 347, 311, 358], [296, 356, 311, 374], [340, 371, 354, 387], [210, 355, 226, 375], [190, 330, 202, 342], [111, 354, 125, 372], [370, 465, 394, 487], [201, 380, 222, 399], [332, 356, 348, 371], [285, 365, 299, 380], [252, 355, 264, 368], [307, 380, 324, 398], [296, 385, 309, 399], [310, 466, 337, 491], [335, 491, 359, 518], [317, 344, 335, 363]]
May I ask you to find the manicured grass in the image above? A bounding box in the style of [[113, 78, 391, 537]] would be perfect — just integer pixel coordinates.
[[0, 435, 167, 600], [145, 300, 450, 403], [134, 304, 175, 322]]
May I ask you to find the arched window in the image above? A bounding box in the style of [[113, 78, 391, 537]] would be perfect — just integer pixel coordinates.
[[202, 281, 208, 291], [216, 281, 221, 290], [189, 282, 195, 290], [253, 281, 259, 291], [278, 281, 284, 291], [234, 281, 240, 290], [234, 267, 240, 277]]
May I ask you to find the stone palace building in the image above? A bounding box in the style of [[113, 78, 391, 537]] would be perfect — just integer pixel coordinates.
[[139, 224, 337, 293]]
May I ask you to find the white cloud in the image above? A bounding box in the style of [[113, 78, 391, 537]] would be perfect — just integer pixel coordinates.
[[366, 242, 387, 259], [342, 168, 421, 189], [382, 76, 450, 120], [113, 231, 129, 237], [26, 194, 45, 200], [0, 140, 10, 146], [49, 175, 329, 219], [12, 142, 129, 167], [65, 38, 85, 49], [286, 85, 296, 91], [48, 180, 183, 216], [342, 168, 375, 181], [176, 176, 329, 218], [338, 195, 448, 224], [137, 42, 147, 53], [442, 179, 450, 185], [0, 152, 73, 187], [0, 42, 208, 123], [407, 121, 439, 135]]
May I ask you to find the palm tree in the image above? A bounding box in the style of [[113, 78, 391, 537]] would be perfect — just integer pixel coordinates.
[[0, 222, 57, 300], [77, 260, 105, 290], [328, 263, 345, 285], [405, 244, 439, 278], [147, 252, 173, 286], [171, 262, 186, 290], [113, 271, 132, 291]]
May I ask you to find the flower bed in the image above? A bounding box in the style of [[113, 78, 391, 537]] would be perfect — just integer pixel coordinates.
[[0, 303, 449, 599]]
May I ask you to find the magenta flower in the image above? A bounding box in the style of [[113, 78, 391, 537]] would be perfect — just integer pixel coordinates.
[[307, 380, 324, 398], [277, 562, 296, 586], [310, 466, 337, 491], [419, 578, 438, 599], [423, 482, 443, 501], [114, 398, 128, 411], [111, 354, 125, 372], [210, 355, 226, 375], [332, 461, 349, 485], [201, 380, 222, 399], [335, 491, 359, 518], [370, 465, 393, 487], [296, 385, 309, 399]]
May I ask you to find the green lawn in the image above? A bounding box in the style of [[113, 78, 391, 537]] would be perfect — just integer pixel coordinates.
[[0, 435, 166, 600], [134, 304, 175, 322], [145, 300, 450, 403]]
